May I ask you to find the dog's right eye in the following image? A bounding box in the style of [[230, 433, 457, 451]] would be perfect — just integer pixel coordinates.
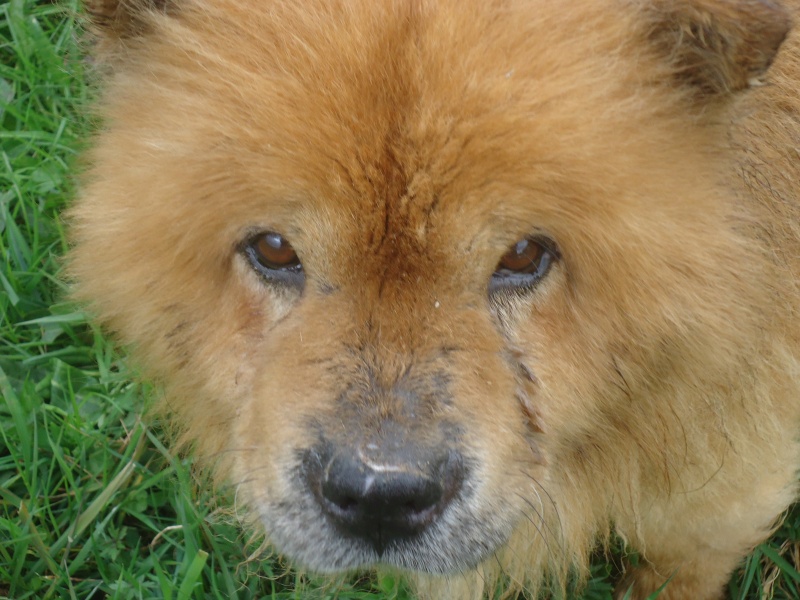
[[489, 236, 558, 294], [252, 232, 300, 269], [243, 232, 304, 288]]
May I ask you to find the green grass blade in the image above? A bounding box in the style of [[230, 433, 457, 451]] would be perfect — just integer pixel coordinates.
[[177, 550, 209, 600]]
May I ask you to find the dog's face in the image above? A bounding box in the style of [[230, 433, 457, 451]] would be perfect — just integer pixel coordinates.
[[72, 0, 788, 577]]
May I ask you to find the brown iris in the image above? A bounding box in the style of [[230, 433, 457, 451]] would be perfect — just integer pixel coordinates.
[[491, 236, 556, 292], [251, 232, 300, 270], [498, 239, 547, 274]]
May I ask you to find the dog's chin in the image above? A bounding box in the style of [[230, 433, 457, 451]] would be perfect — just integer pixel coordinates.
[[257, 496, 517, 574]]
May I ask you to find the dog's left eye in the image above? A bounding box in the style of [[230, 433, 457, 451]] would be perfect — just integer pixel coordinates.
[[490, 237, 557, 293], [243, 231, 304, 288]]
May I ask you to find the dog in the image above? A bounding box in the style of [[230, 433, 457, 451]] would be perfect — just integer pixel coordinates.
[[70, 0, 800, 597]]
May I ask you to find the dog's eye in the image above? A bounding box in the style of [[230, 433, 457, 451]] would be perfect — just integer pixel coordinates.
[[243, 232, 304, 288], [252, 232, 300, 269], [490, 237, 557, 293], [498, 239, 546, 273]]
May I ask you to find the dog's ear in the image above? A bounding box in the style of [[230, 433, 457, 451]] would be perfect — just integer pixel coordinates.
[[83, 0, 175, 50], [643, 0, 791, 96]]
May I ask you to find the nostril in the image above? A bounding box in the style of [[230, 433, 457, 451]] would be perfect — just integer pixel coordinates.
[[327, 492, 358, 513], [407, 498, 426, 512], [397, 478, 444, 517], [322, 474, 362, 516]]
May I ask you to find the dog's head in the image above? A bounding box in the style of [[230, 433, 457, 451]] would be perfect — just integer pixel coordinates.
[[71, 0, 790, 576]]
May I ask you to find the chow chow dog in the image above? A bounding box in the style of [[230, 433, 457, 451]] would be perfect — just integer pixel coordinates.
[[69, 0, 800, 597]]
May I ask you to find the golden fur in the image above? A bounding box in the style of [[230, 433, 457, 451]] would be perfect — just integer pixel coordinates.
[[70, 0, 800, 597]]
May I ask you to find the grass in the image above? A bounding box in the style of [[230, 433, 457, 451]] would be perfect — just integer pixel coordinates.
[[1, 0, 799, 598]]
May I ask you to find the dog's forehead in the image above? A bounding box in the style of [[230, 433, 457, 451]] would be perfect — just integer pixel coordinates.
[[129, 0, 684, 266], [178, 0, 633, 189], [209, 3, 618, 232]]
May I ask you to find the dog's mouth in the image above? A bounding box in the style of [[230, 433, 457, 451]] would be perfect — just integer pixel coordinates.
[[258, 490, 514, 575]]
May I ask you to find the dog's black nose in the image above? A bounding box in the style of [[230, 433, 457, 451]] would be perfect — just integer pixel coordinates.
[[303, 443, 463, 553]]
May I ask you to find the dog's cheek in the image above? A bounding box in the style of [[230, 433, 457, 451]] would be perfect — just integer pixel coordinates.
[[224, 297, 345, 505], [146, 282, 261, 463], [449, 349, 547, 503]]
